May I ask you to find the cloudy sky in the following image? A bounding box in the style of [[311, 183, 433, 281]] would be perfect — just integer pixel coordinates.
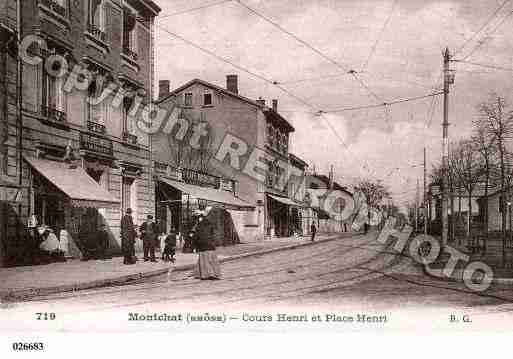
[[154, 0, 513, 207]]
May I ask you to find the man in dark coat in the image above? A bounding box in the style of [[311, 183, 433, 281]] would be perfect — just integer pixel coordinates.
[[310, 223, 317, 242], [121, 208, 137, 265], [140, 214, 158, 262]]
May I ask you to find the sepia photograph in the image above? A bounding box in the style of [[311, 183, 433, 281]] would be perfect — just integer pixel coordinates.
[[1, 0, 513, 354]]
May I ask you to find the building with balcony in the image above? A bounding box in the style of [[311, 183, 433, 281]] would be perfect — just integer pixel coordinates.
[[0, 0, 161, 266], [154, 75, 298, 242]]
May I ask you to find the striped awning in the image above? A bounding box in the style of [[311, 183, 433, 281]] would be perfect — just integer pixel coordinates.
[[24, 155, 119, 209], [159, 177, 254, 211]]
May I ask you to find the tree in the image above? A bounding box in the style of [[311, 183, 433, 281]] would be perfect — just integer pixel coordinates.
[[450, 139, 481, 242], [479, 94, 513, 267], [471, 116, 497, 248], [353, 179, 391, 227]]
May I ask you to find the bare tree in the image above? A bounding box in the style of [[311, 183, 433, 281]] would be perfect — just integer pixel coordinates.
[[479, 95, 513, 266], [354, 179, 391, 227], [471, 117, 497, 248], [450, 139, 482, 242]]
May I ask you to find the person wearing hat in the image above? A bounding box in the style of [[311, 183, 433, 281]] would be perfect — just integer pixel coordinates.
[[121, 208, 137, 265], [140, 214, 158, 262], [192, 207, 221, 280]]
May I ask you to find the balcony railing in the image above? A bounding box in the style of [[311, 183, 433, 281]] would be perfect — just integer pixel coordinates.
[[182, 168, 219, 189], [123, 132, 138, 145], [40, 0, 67, 17], [41, 105, 67, 123], [122, 47, 138, 62], [87, 24, 107, 43], [80, 133, 113, 157], [87, 120, 106, 134]]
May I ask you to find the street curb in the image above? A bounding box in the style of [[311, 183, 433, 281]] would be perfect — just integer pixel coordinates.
[[0, 233, 348, 302], [422, 265, 513, 286]]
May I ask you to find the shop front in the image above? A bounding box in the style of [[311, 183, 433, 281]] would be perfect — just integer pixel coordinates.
[[24, 155, 120, 260], [156, 175, 254, 249], [266, 194, 305, 237]]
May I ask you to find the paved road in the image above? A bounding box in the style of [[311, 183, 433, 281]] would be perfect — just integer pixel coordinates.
[[4, 232, 513, 331]]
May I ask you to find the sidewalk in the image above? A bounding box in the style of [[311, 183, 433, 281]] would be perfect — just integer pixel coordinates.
[[0, 233, 346, 302], [422, 235, 513, 284]]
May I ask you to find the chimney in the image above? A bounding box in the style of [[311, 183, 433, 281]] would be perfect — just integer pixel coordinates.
[[272, 99, 278, 112], [256, 97, 266, 107], [226, 74, 238, 94], [159, 80, 170, 99]]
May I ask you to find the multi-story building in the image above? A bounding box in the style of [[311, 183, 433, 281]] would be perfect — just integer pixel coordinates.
[[154, 75, 299, 242], [0, 0, 161, 267], [288, 153, 316, 236], [0, 0, 21, 267]]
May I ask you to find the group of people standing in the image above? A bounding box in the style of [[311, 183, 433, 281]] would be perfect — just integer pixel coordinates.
[[120, 207, 221, 280]]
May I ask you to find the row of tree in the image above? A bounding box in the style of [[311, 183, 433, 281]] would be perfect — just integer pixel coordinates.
[[429, 94, 513, 260]]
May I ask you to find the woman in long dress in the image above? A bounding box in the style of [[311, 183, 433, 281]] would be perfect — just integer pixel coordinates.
[[193, 210, 221, 280]]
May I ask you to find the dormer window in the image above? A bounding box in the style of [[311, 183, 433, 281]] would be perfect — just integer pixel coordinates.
[[203, 92, 213, 106]]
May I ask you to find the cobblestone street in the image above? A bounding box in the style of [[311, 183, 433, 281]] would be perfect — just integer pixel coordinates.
[[3, 232, 513, 331]]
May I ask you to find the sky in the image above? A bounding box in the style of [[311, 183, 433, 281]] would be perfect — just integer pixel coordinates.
[[153, 0, 513, 208]]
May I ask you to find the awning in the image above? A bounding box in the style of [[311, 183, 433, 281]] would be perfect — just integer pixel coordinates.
[[159, 177, 254, 211], [24, 155, 120, 209], [268, 194, 305, 207]]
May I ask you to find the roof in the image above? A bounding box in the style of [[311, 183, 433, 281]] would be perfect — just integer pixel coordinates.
[[156, 78, 295, 132], [289, 153, 308, 169], [140, 0, 162, 14], [157, 78, 261, 108], [24, 156, 120, 208], [307, 174, 352, 195], [268, 194, 306, 207], [158, 177, 254, 211]]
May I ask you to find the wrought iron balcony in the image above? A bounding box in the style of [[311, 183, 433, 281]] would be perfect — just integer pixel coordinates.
[[182, 168, 219, 189], [41, 105, 67, 123], [80, 133, 113, 157], [40, 0, 67, 17], [122, 47, 138, 62], [87, 120, 106, 134], [87, 24, 107, 43], [123, 132, 138, 145]]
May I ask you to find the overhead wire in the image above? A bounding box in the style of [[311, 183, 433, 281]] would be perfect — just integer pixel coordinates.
[[360, 0, 397, 73], [233, 0, 385, 103], [158, 0, 233, 20]]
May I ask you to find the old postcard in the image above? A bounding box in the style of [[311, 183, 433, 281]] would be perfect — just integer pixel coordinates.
[[1, 0, 513, 355]]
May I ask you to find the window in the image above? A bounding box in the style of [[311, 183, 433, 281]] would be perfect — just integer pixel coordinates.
[[42, 60, 66, 113], [123, 7, 138, 56], [87, 77, 107, 125], [88, 0, 105, 31], [184, 92, 193, 107], [203, 92, 213, 106], [122, 97, 134, 134]]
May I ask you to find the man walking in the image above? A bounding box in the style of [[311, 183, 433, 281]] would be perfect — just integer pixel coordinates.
[[140, 214, 158, 262], [121, 208, 137, 265], [310, 222, 317, 242]]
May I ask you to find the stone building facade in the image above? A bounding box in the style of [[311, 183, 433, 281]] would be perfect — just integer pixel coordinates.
[[0, 0, 161, 266]]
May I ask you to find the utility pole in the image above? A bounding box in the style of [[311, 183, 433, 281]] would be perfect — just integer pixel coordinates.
[[415, 178, 419, 233], [424, 147, 427, 234], [441, 48, 452, 247]]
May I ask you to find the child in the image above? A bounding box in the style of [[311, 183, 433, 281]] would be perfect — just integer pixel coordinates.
[[162, 229, 177, 263]]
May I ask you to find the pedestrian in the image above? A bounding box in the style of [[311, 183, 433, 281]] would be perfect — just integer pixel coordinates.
[[97, 223, 111, 260], [310, 223, 317, 242], [121, 208, 137, 265], [162, 228, 177, 263], [192, 208, 221, 280], [140, 214, 158, 262]]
